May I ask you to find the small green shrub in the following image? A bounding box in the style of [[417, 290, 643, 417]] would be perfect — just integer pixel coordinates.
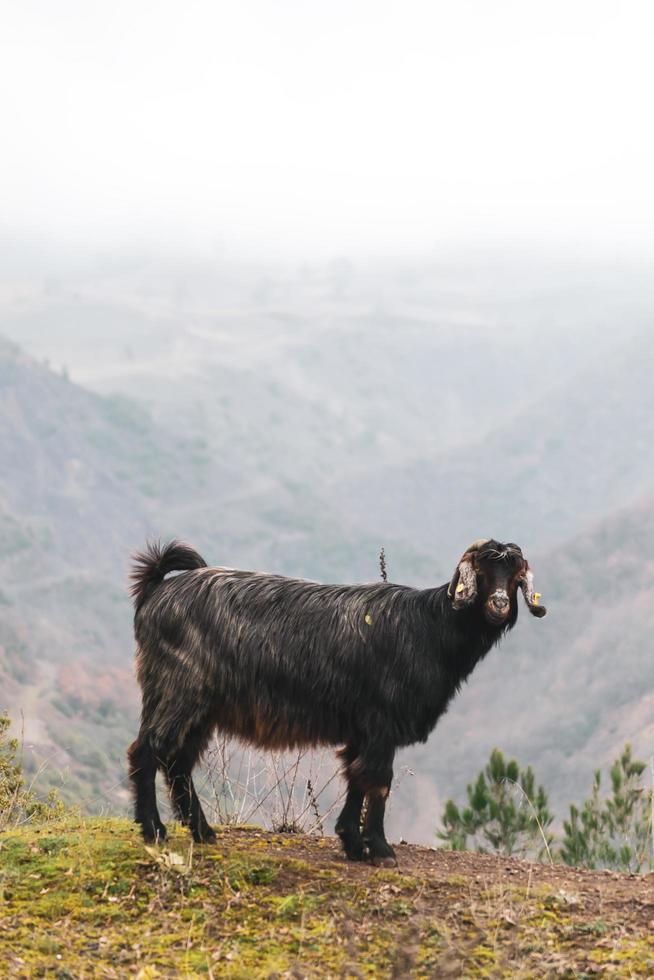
[[438, 744, 654, 872], [560, 744, 653, 872], [437, 748, 554, 859], [0, 714, 68, 830]]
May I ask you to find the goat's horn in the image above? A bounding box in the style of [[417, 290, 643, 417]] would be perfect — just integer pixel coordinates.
[[448, 538, 490, 608], [465, 538, 491, 553], [520, 568, 547, 618]]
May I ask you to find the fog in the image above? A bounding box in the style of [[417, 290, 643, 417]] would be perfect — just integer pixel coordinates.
[[3, 0, 654, 259]]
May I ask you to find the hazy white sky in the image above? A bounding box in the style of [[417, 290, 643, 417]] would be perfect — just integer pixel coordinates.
[[2, 1, 654, 258]]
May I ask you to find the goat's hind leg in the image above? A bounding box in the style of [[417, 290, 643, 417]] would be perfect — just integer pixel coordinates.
[[164, 728, 216, 844], [127, 731, 167, 843]]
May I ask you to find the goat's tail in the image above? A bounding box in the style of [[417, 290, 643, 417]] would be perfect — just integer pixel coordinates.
[[130, 540, 207, 610]]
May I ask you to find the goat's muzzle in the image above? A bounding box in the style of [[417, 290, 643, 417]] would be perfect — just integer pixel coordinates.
[[485, 589, 511, 625]]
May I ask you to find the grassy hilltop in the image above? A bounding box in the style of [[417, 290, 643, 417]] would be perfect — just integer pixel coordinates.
[[2, 817, 654, 978]]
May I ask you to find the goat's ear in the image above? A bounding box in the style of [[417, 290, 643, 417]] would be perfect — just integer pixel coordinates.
[[448, 557, 478, 609], [519, 566, 547, 618], [448, 539, 490, 609]]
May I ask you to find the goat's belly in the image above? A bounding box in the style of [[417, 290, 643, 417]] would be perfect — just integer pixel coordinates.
[[215, 700, 343, 752]]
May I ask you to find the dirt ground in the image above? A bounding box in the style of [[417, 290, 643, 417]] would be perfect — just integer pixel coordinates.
[[225, 825, 654, 977]]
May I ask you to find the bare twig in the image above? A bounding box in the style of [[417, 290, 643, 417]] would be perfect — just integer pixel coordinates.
[[201, 738, 343, 836]]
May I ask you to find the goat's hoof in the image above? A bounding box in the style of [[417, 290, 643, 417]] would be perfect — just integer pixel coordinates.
[[193, 827, 217, 845], [142, 822, 167, 844], [336, 825, 366, 861], [338, 835, 366, 861], [372, 855, 398, 868]]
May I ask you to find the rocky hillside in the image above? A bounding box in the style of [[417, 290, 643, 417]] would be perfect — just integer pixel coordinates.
[[2, 818, 654, 977]]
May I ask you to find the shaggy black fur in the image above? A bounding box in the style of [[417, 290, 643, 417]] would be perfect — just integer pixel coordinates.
[[127, 538, 546, 865]]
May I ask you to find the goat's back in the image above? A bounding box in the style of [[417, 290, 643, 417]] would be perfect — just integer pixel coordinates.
[[134, 566, 446, 750]]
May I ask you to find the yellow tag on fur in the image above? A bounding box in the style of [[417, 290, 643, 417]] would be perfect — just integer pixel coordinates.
[[533, 593, 541, 605], [456, 582, 465, 594], [364, 613, 373, 625]]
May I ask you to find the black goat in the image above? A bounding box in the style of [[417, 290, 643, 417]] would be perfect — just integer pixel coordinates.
[[128, 538, 546, 866]]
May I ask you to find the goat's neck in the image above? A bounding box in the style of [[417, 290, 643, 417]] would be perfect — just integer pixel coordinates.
[[427, 585, 516, 671]]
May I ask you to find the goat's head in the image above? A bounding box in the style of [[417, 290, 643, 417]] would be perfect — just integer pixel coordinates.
[[447, 539, 547, 625]]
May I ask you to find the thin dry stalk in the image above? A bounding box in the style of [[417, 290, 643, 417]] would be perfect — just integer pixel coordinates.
[[501, 777, 554, 866], [379, 547, 388, 583]]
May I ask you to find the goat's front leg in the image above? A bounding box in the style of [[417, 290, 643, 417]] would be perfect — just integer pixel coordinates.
[[363, 785, 396, 867], [335, 785, 366, 860], [359, 745, 396, 868], [336, 743, 366, 860]]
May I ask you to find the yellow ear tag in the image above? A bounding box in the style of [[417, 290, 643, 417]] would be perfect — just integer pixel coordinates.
[[455, 582, 465, 595], [532, 593, 541, 605], [364, 613, 373, 626]]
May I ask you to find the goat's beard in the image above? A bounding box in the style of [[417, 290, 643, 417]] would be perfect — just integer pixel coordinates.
[[482, 598, 514, 627], [484, 609, 509, 626]]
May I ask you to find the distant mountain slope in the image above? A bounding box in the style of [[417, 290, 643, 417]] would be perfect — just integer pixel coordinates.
[[0, 336, 208, 574], [3, 260, 637, 560], [331, 329, 654, 567], [0, 337, 209, 801]]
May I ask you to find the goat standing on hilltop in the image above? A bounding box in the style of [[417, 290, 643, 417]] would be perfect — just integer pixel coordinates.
[[128, 539, 546, 866]]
